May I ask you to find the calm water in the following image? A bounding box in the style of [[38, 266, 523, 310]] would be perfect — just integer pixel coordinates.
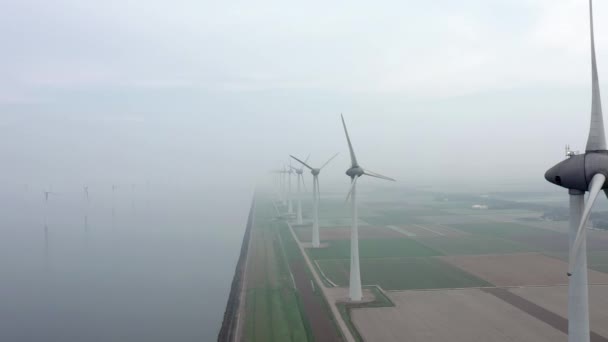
[[0, 183, 251, 342]]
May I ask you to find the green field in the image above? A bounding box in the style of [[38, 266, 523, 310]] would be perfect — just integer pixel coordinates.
[[243, 198, 310, 342], [415, 235, 535, 255], [307, 238, 440, 260], [245, 287, 308, 342], [317, 257, 492, 290]]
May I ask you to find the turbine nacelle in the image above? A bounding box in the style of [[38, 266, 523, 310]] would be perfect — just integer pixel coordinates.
[[346, 166, 364, 179], [311, 168, 321, 176], [545, 152, 608, 191]]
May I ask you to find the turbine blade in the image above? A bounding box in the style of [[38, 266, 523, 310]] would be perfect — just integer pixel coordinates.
[[363, 169, 396, 182], [569, 173, 606, 275], [341, 114, 359, 167], [320, 153, 340, 170], [586, 0, 607, 151], [345, 175, 359, 203], [290, 155, 313, 170]]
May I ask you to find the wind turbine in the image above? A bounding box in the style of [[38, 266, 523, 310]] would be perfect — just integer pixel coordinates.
[[111, 184, 117, 217], [131, 183, 136, 213], [544, 2, 605, 340], [290, 154, 310, 224], [287, 162, 294, 214], [43, 188, 56, 259], [84, 186, 90, 230], [291, 153, 339, 247], [43, 188, 56, 226], [341, 114, 395, 301], [271, 167, 287, 205]]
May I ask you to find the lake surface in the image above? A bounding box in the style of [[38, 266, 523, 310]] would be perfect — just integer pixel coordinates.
[[0, 183, 251, 341]]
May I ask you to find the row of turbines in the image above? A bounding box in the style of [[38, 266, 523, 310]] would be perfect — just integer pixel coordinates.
[[41, 183, 145, 230], [275, 1, 606, 341], [273, 114, 394, 302]]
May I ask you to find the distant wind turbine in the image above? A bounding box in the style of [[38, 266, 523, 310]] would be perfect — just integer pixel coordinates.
[[291, 153, 339, 247], [84, 186, 90, 230], [131, 184, 136, 213], [43, 188, 57, 260], [290, 154, 310, 224], [341, 114, 395, 301], [287, 162, 294, 214], [111, 184, 117, 219], [43, 188, 57, 226]]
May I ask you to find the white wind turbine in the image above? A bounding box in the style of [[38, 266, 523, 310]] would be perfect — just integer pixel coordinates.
[[43, 187, 57, 258], [341, 114, 395, 301], [84, 186, 90, 230], [290, 154, 310, 224], [544, 1, 607, 340], [291, 153, 339, 247], [287, 162, 294, 214]]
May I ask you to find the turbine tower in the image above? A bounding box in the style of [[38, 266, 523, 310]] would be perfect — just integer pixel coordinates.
[[341, 114, 395, 301], [290, 154, 310, 224], [279, 165, 288, 205], [287, 162, 294, 214], [84, 186, 89, 230], [43, 188, 56, 227], [291, 153, 339, 247], [43, 188, 56, 259], [544, 2, 605, 340]]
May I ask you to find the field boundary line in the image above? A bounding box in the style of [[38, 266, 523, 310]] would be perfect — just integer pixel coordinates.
[[314, 260, 338, 287], [412, 223, 444, 236], [386, 225, 416, 237]]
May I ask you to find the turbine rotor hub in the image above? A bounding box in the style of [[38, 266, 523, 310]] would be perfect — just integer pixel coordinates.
[[346, 167, 364, 178], [545, 151, 608, 191]]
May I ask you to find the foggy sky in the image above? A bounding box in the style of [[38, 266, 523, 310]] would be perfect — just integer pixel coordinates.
[[1, 0, 607, 191]]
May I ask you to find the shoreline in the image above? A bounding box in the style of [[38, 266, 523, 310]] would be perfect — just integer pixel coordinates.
[[217, 196, 256, 342]]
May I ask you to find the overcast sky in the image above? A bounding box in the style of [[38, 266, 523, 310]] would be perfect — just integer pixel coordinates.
[[1, 0, 607, 192]]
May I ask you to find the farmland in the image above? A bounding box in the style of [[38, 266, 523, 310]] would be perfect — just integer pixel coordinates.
[[240, 186, 608, 341], [307, 238, 439, 260], [316, 257, 491, 290]]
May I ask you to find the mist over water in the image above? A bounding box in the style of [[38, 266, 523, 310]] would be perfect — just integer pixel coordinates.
[[0, 183, 252, 341]]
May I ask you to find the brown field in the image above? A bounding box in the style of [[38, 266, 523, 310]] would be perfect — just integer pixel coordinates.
[[289, 260, 342, 342], [294, 225, 403, 242], [439, 253, 608, 287], [351, 288, 566, 342], [480, 287, 608, 341], [511, 285, 608, 340]]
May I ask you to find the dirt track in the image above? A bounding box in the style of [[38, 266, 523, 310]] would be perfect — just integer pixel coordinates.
[[288, 260, 342, 342]]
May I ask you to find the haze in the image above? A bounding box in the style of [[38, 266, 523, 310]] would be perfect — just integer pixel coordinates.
[[1, 0, 607, 340]]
